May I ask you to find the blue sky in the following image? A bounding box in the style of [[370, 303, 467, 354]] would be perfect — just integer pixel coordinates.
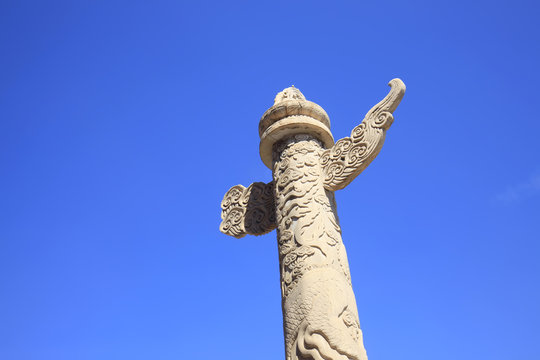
[[1, 1, 539, 359]]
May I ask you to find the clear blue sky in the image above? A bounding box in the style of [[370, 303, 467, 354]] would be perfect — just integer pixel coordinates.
[[1, 1, 539, 359]]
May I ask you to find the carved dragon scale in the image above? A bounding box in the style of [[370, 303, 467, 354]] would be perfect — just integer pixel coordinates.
[[220, 79, 406, 360]]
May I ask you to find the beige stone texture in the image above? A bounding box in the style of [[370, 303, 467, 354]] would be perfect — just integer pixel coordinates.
[[220, 79, 406, 360]]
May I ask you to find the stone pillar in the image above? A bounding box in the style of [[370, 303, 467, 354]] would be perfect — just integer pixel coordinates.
[[260, 87, 367, 360], [220, 80, 405, 360]]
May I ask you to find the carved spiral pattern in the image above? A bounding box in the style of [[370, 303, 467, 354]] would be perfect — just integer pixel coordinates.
[[220, 182, 276, 238], [273, 135, 367, 360], [321, 78, 405, 191]]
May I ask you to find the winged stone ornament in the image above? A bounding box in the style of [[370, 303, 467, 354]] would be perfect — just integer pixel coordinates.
[[220, 181, 276, 238], [321, 78, 406, 190]]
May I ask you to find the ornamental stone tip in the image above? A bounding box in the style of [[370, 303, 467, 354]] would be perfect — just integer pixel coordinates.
[[273, 86, 306, 104]]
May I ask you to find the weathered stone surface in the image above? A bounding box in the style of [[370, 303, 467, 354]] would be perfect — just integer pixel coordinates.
[[220, 79, 406, 360]]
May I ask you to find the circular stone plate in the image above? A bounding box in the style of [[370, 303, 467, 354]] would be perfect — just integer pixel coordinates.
[[259, 115, 334, 169]]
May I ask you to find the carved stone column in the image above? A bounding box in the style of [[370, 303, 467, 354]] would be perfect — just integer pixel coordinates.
[[220, 80, 406, 360], [273, 134, 367, 360]]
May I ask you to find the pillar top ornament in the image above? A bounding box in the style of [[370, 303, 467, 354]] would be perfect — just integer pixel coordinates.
[[273, 85, 306, 103], [259, 86, 334, 169]]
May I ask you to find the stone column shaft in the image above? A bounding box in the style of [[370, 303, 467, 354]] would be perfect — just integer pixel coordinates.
[[272, 135, 367, 360]]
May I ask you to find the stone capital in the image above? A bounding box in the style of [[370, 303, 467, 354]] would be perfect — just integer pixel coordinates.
[[258, 86, 334, 169]]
